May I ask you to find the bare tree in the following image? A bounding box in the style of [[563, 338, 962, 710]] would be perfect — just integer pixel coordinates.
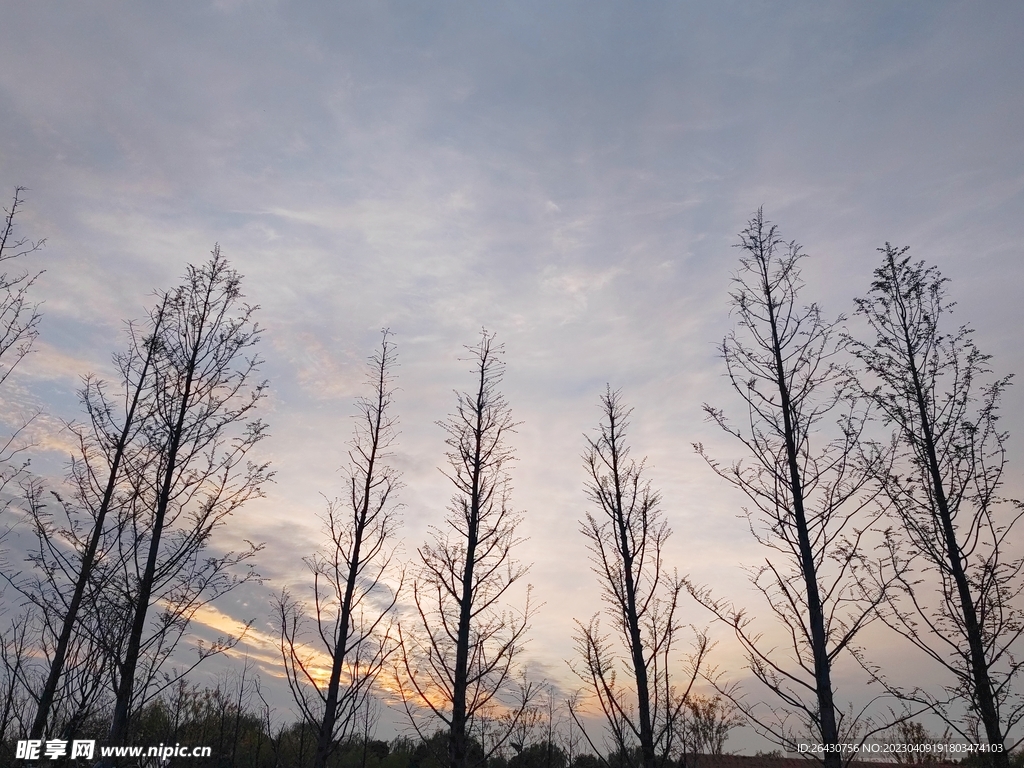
[[513, 683, 575, 768], [849, 245, 1023, 762], [571, 387, 708, 768], [102, 248, 270, 749], [0, 189, 43, 723], [27, 298, 168, 739], [682, 694, 743, 757], [688, 210, 887, 766], [4, 299, 170, 741], [5, 252, 267, 751], [278, 330, 402, 768], [397, 330, 535, 768]]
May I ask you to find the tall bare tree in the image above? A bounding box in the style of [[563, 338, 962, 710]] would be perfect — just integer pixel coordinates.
[[850, 245, 1023, 762], [0, 187, 45, 752], [689, 210, 886, 766], [398, 330, 534, 768], [28, 298, 168, 740], [103, 249, 270, 749], [279, 330, 402, 768], [571, 387, 707, 768]]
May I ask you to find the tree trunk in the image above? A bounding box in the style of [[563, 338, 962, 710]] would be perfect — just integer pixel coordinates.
[[607, 407, 656, 768], [451, 360, 486, 768], [763, 274, 840, 768]]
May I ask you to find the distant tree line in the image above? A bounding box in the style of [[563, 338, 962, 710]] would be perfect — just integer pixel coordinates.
[[0, 188, 1021, 768]]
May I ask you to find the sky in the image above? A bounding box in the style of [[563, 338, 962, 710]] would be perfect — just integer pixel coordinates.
[[1, 0, 1024, 754]]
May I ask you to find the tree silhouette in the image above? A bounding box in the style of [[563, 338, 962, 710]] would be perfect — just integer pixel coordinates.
[[398, 330, 534, 768], [279, 330, 402, 768], [28, 296, 169, 740], [102, 249, 270, 750], [850, 245, 1023, 762], [572, 387, 707, 768], [690, 210, 886, 766]]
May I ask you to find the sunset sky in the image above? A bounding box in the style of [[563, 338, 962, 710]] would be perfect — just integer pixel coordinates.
[[2, 1, 1023, 753]]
